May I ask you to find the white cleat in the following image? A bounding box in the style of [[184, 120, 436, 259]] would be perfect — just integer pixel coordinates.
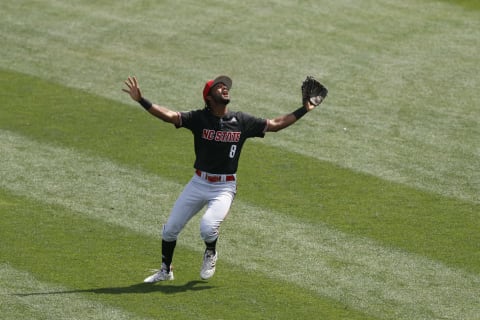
[[144, 263, 174, 283], [200, 250, 217, 280]]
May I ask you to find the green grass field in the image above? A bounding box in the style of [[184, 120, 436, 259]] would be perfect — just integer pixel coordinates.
[[1, 1, 479, 319]]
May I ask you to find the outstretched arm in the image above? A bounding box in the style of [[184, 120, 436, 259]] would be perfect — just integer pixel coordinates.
[[266, 101, 316, 132], [122, 76, 180, 126]]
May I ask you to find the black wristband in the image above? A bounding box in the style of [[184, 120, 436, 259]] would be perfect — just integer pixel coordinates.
[[292, 106, 308, 120], [138, 97, 153, 110]]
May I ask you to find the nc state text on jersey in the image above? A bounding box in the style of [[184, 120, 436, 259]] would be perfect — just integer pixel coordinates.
[[202, 129, 241, 143]]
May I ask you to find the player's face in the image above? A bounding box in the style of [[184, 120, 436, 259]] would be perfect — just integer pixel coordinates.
[[211, 83, 230, 104]]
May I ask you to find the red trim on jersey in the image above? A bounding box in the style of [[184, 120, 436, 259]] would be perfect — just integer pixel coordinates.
[[175, 111, 182, 128], [264, 119, 270, 133]]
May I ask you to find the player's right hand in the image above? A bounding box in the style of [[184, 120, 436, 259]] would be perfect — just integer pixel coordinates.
[[122, 76, 142, 102]]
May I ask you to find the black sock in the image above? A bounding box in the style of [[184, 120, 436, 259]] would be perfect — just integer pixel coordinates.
[[205, 238, 217, 252], [162, 239, 176, 270]]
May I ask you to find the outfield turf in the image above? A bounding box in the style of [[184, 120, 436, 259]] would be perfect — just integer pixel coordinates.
[[1, 1, 479, 319]]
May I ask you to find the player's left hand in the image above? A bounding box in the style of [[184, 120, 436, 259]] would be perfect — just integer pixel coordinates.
[[122, 76, 143, 102], [301, 76, 328, 110], [304, 100, 316, 111]]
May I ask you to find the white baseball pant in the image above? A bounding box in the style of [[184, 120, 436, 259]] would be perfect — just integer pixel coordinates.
[[162, 173, 236, 243]]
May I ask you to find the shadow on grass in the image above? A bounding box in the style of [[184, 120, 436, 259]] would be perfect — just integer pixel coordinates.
[[14, 280, 214, 296]]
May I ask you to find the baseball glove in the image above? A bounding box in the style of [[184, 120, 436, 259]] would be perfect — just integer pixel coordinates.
[[301, 76, 328, 106]]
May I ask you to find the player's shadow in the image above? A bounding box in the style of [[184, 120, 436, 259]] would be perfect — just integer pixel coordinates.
[[14, 280, 214, 297]]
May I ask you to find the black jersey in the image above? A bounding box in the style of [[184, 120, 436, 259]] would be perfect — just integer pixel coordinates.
[[177, 108, 267, 174]]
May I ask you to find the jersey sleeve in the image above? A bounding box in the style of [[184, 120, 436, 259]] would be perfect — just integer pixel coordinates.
[[238, 112, 268, 138], [175, 110, 198, 130]]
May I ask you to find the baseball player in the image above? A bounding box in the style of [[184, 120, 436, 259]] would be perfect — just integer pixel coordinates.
[[122, 75, 327, 282]]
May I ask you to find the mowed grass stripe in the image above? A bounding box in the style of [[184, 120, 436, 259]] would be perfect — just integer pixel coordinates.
[[0, 189, 372, 320], [0, 264, 150, 320], [1, 130, 479, 320]]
